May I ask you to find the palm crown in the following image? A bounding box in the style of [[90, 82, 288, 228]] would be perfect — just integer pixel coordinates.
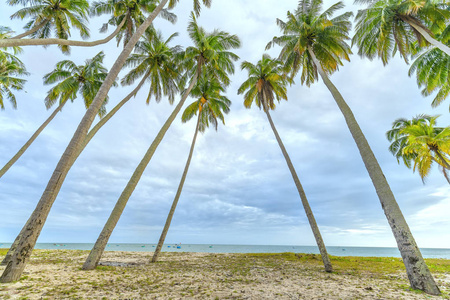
[[90, 0, 176, 47], [238, 54, 290, 111], [182, 74, 231, 132], [180, 12, 240, 89], [409, 45, 450, 109], [9, 0, 90, 52], [0, 50, 28, 110], [121, 29, 182, 104], [401, 116, 450, 182], [352, 0, 450, 65], [267, 0, 352, 86], [386, 114, 433, 168], [42, 51, 116, 116], [387, 115, 450, 183]]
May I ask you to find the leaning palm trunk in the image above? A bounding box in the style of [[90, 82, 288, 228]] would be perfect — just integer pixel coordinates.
[[1, 76, 149, 265], [264, 106, 332, 273], [81, 73, 199, 270], [0, 101, 66, 179], [307, 47, 440, 295], [0, 18, 126, 48], [11, 20, 49, 39], [152, 111, 201, 263], [405, 20, 450, 56], [0, 0, 169, 283]]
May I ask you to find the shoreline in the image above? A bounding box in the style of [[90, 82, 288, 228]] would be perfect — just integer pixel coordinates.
[[1, 249, 449, 299], [0, 243, 449, 259]]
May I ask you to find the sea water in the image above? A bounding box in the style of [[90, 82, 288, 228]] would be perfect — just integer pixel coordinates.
[[0, 243, 449, 259]]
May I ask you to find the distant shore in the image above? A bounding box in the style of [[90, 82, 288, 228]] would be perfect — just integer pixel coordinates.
[[0, 249, 449, 299]]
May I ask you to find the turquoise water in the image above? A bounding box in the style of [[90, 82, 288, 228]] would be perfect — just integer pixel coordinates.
[[1, 243, 449, 259]]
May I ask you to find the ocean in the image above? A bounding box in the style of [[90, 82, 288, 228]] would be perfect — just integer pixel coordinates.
[[1, 243, 449, 259]]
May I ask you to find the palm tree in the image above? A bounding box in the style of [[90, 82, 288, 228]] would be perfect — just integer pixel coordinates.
[[386, 114, 433, 169], [268, 0, 440, 295], [388, 115, 450, 183], [152, 74, 230, 263], [0, 0, 213, 283], [0, 0, 210, 48], [0, 52, 115, 265], [1, 31, 180, 265], [409, 45, 450, 109], [89, 0, 176, 47], [82, 14, 240, 270], [8, 0, 90, 52], [237, 54, 332, 272], [0, 50, 28, 110], [0, 51, 115, 179], [352, 0, 450, 64]]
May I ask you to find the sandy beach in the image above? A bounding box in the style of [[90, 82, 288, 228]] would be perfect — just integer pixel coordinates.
[[0, 249, 449, 299]]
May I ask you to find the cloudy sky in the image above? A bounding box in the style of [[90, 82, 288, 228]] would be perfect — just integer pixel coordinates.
[[1, 0, 449, 249]]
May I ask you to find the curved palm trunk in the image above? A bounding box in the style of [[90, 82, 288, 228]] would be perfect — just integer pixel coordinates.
[[0, 101, 66, 179], [11, 20, 49, 39], [0, 0, 169, 283], [152, 110, 201, 263], [307, 47, 440, 295], [264, 108, 332, 272], [407, 22, 450, 56], [81, 73, 198, 270], [0, 18, 126, 48], [1, 76, 149, 266]]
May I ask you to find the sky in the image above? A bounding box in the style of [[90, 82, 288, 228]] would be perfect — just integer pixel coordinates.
[[0, 0, 449, 249]]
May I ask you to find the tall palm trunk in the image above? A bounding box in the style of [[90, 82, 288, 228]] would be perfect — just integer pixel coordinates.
[[152, 109, 202, 263], [0, 18, 127, 48], [82, 73, 199, 270], [11, 20, 49, 39], [0, 76, 149, 266], [405, 21, 450, 56], [307, 46, 440, 295], [0, 0, 169, 283], [0, 101, 66, 179], [264, 106, 332, 273]]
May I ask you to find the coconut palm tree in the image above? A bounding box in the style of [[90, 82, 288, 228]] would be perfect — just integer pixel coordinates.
[[89, 0, 176, 47], [0, 50, 28, 110], [7, 0, 90, 52], [388, 115, 450, 183], [81, 13, 240, 270], [237, 54, 332, 272], [0, 0, 211, 48], [267, 0, 440, 295], [352, 0, 450, 64], [386, 114, 433, 169], [0, 51, 115, 179], [0, 30, 181, 266], [152, 74, 230, 263], [0, 0, 216, 283], [409, 45, 450, 109]]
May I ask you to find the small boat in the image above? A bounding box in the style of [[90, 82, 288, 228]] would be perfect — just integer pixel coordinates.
[[209, 245, 213, 248]]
